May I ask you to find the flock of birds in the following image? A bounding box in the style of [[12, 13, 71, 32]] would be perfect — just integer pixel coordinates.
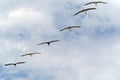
[[4, 1, 107, 67]]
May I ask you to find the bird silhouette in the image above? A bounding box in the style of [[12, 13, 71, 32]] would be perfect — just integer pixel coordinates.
[[74, 8, 96, 16], [85, 1, 107, 6], [60, 26, 81, 32], [4, 62, 26, 67], [37, 40, 60, 46], [21, 52, 41, 57]]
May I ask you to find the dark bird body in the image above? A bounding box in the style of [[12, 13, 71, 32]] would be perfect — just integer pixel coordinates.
[[85, 1, 107, 6], [60, 26, 80, 32], [74, 8, 96, 15], [21, 52, 41, 57], [4, 62, 25, 67], [37, 40, 60, 46]]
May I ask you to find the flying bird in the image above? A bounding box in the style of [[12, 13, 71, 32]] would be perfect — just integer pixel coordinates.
[[85, 1, 107, 6], [4, 62, 26, 67], [60, 26, 81, 32], [21, 52, 41, 57], [74, 8, 96, 15], [37, 40, 60, 46]]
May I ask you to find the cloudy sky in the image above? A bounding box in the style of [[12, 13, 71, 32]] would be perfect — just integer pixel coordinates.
[[0, 0, 120, 80]]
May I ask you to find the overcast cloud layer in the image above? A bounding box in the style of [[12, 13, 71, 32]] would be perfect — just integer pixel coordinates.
[[0, 0, 120, 80]]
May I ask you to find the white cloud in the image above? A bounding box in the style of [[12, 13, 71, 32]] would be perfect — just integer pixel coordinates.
[[0, 7, 59, 37], [0, 0, 120, 80], [8, 8, 53, 25]]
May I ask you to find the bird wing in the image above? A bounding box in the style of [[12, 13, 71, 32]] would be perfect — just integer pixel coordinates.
[[71, 26, 81, 28], [37, 42, 48, 45], [74, 10, 84, 16], [4, 63, 14, 66], [85, 2, 95, 5], [97, 1, 107, 4], [16, 62, 26, 64], [33, 53, 41, 54], [60, 27, 70, 31], [86, 8, 96, 11], [29, 52, 41, 55], [21, 54, 29, 57], [50, 40, 60, 43], [60, 28, 66, 31]]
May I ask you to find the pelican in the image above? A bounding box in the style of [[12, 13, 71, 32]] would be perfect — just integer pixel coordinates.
[[4, 62, 26, 67], [85, 1, 107, 6], [74, 8, 96, 15], [37, 40, 60, 46], [21, 52, 41, 57], [60, 26, 80, 32]]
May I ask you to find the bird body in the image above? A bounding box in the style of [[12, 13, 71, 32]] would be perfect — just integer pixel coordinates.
[[85, 1, 107, 6], [4, 62, 25, 67], [74, 8, 96, 15], [21, 52, 41, 57], [37, 40, 60, 46], [60, 26, 80, 32]]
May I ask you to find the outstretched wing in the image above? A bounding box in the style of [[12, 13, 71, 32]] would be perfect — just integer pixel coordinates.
[[71, 26, 81, 28], [86, 8, 96, 11], [85, 2, 95, 5], [60, 27, 70, 31], [21, 54, 29, 57], [74, 10, 84, 16], [32, 53, 41, 54], [50, 40, 60, 43], [4, 63, 14, 66], [29, 52, 41, 55], [16, 62, 26, 65], [97, 1, 107, 4], [37, 42, 48, 45]]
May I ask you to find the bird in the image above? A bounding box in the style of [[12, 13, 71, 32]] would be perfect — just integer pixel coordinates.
[[85, 1, 107, 6], [74, 8, 96, 15], [21, 52, 41, 57], [4, 62, 26, 67], [37, 40, 60, 46], [60, 26, 81, 32]]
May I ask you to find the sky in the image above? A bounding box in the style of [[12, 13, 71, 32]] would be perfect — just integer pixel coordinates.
[[0, 0, 120, 80]]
